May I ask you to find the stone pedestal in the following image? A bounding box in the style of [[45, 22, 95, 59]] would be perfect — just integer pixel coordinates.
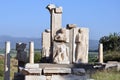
[[29, 41, 34, 64], [98, 43, 103, 63], [4, 41, 10, 80]]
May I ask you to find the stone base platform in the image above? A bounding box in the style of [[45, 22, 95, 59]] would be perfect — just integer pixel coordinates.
[[44, 67, 71, 74], [26, 63, 94, 70], [14, 63, 99, 80], [25, 74, 88, 80], [23, 63, 97, 76]]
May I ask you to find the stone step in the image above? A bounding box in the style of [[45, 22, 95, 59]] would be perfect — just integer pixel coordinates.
[[44, 67, 71, 74], [25, 63, 94, 70]]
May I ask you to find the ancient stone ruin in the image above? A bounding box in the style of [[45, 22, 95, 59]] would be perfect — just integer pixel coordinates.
[[3, 4, 120, 80], [42, 4, 89, 64], [4, 4, 100, 80], [18, 4, 89, 80]]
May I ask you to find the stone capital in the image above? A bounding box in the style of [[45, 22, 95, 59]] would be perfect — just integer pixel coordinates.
[[46, 4, 56, 13], [55, 7, 62, 14]]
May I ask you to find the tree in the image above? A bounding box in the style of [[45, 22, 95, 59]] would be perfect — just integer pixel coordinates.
[[99, 32, 120, 62], [99, 32, 120, 51]]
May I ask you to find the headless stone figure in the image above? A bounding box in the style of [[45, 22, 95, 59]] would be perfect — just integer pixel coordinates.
[[75, 29, 85, 63], [53, 42, 69, 64], [53, 28, 70, 64]]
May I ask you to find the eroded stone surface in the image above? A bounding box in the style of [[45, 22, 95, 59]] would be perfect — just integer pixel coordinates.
[[25, 63, 39, 68], [53, 42, 70, 64], [44, 67, 71, 74], [42, 31, 50, 58], [51, 74, 87, 80], [25, 75, 46, 80], [22, 68, 42, 75], [73, 28, 89, 63], [66, 24, 76, 29]]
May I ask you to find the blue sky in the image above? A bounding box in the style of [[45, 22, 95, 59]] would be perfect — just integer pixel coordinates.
[[0, 0, 120, 40]]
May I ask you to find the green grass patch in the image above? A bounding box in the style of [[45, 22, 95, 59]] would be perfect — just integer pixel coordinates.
[[88, 52, 98, 63], [91, 69, 120, 80]]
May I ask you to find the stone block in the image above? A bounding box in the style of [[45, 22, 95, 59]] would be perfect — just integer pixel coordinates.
[[42, 31, 50, 59], [42, 32, 50, 48], [25, 63, 39, 68], [72, 68, 86, 75], [73, 28, 89, 63], [72, 28, 79, 63], [45, 29, 50, 33], [53, 42, 70, 64], [66, 29, 69, 43], [55, 7, 62, 13], [117, 64, 120, 71], [22, 68, 42, 75], [51, 74, 87, 80], [66, 24, 76, 29], [46, 4, 56, 11], [25, 75, 46, 80], [44, 67, 71, 74], [105, 63, 117, 69]]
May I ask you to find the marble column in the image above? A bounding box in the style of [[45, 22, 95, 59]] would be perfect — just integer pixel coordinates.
[[46, 4, 63, 61], [99, 43, 103, 63], [4, 41, 10, 80], [29, 41, 34, 64], [46, 4, 62, 41]]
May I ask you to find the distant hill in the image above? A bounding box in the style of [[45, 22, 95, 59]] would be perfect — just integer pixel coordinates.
[[0, 35, 41, 49], [0, 36, 99, 50]]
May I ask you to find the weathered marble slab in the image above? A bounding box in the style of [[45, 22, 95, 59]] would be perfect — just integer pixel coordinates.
[[42, 31, 50, 49], [51, 74, 87, 80], [22, 68, 42, 75], [25, 75, 46, 80], [44, 67, 71, 74], [73, 28, 89, 63], [25, 63, 39, 68], [66, 24, 76, 29]]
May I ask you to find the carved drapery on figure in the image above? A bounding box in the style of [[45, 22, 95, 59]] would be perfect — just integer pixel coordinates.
[[53, 28, 70, 64], [53, 43, 69, 64], [75, 29, 85, 63], [54, 28, 66, 42], [41, 4, 89, 64]]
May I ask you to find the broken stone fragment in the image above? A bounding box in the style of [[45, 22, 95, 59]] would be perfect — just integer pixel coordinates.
[[45, 29, 50, 33], [66, 24, 77, 29]]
